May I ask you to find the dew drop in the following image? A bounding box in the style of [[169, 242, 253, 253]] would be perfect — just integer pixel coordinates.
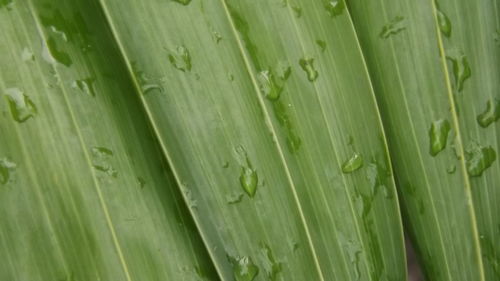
[[316, 40, 326, 52], [137, 177, 146, 188], [142, 84, 163, 95], [212, 30, 222, 44], [259, 243, 282, 280], [172, 0, 191, 5], [4, 88, 37, 123], [21, 48, 34, 62], [466, 142, 496, 177], [0, 158, 16, 185], [258, 70, 283, 101], [181, 184, 198, 209], [168, 45, 192, 72], [477, 99, 500, 128], [436, 6, 451, 37], [226, 192, 244, 204], [43, 37, 72, 67], [429, 119, 451, 156], [446, 164, 456, 174], [325, 0, 345, 17], [299, 58, 318, 82], [91, 147, 117, 177], [446, 49, 471, 92], [227, 255, 259, 281], [379, 16, 406, 38], [494, 30, 500, 46], [71, 78, 96, 97], [292, 6, 302, 18], [236, 146, 258, 197], [342, 152, 363, 173]]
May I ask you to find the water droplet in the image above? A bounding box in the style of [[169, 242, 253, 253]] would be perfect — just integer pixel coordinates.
[[212, 30, 222, 43], [168, 45, 192, 72], [0, 0, 13, 10], [71, 78, 96, 97], [342, 152, 363, 173], [226, 193, 244, 204], [446, 164, 456, 174], [276, 61, 292, 81], [222, 161, 230, 168], [42, 36, 72, 66], [235, 146, 258, 197], [465, 142, 496, 177], [299, 58, 318, 82], [0, 158, 16, 185], [21, 48, 34, 62], [272, 101, 302, 153], [436, 5, 451, 37], [228, 73, 235, 81], [258, 70, 283, 101], [91, 147, 117, 177], [227, 255, 259, 281], [446, 49, 471, 92], [4, 88, 37, 123], [181, 184, 198, 209], [172, 0, 191, 5], [429, 119, 451, 156], [325, 0, 345, 17], [316, 40, 326, 52], [142, 84, 163, 95], [137, 177, 146, 188], [494, 30, 500, 46], [477, 99, 500, 128], [259, 243, 282, 280], [338, 234, 363, 280], [379, 16, 406, 38], [292, 6, 302, 18]]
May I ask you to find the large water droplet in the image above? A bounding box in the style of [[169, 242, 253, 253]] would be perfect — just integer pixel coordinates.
[[429, 119, 451, 156], [236, 146, 258, 197], [436, 6, 451, 37], [168, 45, 192, 72], [21, 48, 34, 62], [71, 78, 96, 97], [4, 88, 37, 123], [228, 255, 259, 281], [172, 0, 191, 5], [0, 158, 16, 184], [299, 58, 318, 82], [379, 16, 406, 38], [42, 36, 72, 66], [91, 147, 117, 177], [325, 0, 345, 17], [259, 243, 282, 280], [446, 49, 471, 92], [466, 142, 496, 177], [342, 152, 363, 173], [477, 99, 500, 128]]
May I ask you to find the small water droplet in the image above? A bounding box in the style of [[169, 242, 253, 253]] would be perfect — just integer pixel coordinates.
[[43, 36, 72, 66], [235, 146, 258, 197], [181, 184, 198, 209], [222, 161, 229, 168], [316, 40, 326, 52], [494, 30, 500, 46], [429, 119, 451, 156], [4, 88, 37, 123], [325, 0, 345, 17], [477, 99, 500, 128], [21, 48, 34, 62], [0, 158, 16, 185], [226, 193, 244, 204], [137, 177, 146, 188], [91, 147, 117, 177], [342, 152, 363, 173], [142, 84, 163, 95], [465, 142, 496, 177], [379, 16, 406, 38], [446, 49, 471, 92], [172, 0, 191, 5], [212, 30, 222, 43], [434, 2, 451, 37], [292, 6, 302, 18], [228, 73, 235, 81], [299, 58, 318, 82], [446, 164, 456, 174], [168, 45, 192, 72], [227, 255, 259, 281], [259, 243, 282, 280], [71, 78, 96, 97]]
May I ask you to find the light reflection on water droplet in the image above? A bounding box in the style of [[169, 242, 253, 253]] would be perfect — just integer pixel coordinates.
[[342, 152, 363, 173]]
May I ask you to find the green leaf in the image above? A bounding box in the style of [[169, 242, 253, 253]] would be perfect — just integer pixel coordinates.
[[0, 1, 218, 280], [348, 0, 500, 280], [98, 0, 406, 280]]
